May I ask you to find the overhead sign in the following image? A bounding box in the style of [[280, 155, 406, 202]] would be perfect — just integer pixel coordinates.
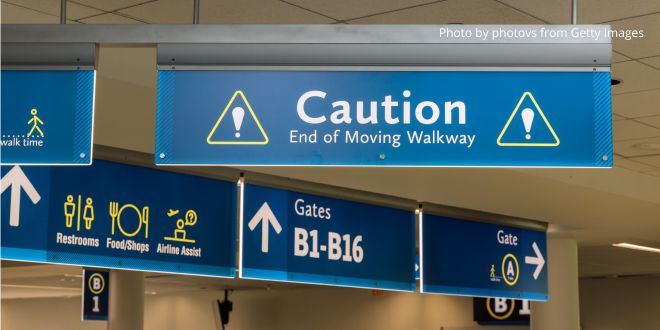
[[155, 70, 611, 167], [1, 70, 95, 165], [473, 297, 530, 325], [0, 161, 236, 277], [240, 183, 416, 291], [421, 214, 547, 300], [82, 269, 109, 321]]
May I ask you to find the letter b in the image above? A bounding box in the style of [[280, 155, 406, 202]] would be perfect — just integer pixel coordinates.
[[294, 227, 309, 257], [328, 232, 342, 260]]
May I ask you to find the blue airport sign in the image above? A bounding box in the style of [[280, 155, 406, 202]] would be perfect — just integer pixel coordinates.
[[421, 214, 548, 301], [82, 269, 109, 321], [1, 70, 95, 165], [240, 183, 416, 291], [0, 161, 236, 277], [156, 70, 611, 167]]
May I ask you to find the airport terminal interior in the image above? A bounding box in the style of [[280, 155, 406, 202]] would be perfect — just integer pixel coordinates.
[[1, 1, 660, 330]]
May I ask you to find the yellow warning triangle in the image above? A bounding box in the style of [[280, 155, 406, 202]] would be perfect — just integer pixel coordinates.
[[206, 90, 269, 145], [496, 91, 560, 147]]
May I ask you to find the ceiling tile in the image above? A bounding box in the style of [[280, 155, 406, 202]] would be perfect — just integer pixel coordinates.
[[350, 0, 541, 24], [496, 0, 565, 23], [612, 51, 632, 63], [614, 156, 659, 172], [610, 13, 660, 59], [612, 89, 660, 118], [633, 155, 660, 167], [78, 12, 144, 23], [200, 0, 333, 23], [640, 56, 660, 70], [611, 61, 660, 94], [614, 136, 660, 158], [613, 113, 626, 121], [1, 1, 58, 23], [118, 0, 193, 24], [637, 115, 660, 129], [72, 0, 152, 12], [285, 0, 430, 21], [581, 0, 660, 23], [643, 170, 660, 177], [4, 0, 103, 20], [498, 0, 660, 24], [612, 120, 660, 141]]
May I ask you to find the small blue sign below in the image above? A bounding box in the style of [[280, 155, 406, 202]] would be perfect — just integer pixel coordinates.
[[82, 269, 109, 321], [1, 70, 95, 165], [421, 213, 548, 301], [156, 70, 612, 167], [1, 161, 236, 278], [240, 183, 416, 291]]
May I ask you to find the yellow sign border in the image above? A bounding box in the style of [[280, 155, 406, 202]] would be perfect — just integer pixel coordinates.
[[496, 91, 560, 147], [206, 90, 269, 145], [501, 253, 520, 286], [486, 297, 516, 320]]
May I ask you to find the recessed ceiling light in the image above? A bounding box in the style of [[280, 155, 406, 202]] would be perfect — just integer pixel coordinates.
[[612, 243, 660, 254], [632, 143, 660, 151], [611, 78, 622, 86]]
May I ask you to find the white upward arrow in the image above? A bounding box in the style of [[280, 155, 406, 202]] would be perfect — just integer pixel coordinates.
[[0, 166, 41, 227], [247, 202, 282, 253], [525, 242, 545, 280]]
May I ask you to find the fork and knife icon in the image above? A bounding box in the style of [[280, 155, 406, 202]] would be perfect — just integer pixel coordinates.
[[109, 202, 149, 238]]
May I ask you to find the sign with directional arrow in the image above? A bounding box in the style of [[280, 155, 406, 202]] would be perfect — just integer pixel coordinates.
[[1, 161, 237, 278], [421, 213, 547, 301], [240, 183, 416, 291]]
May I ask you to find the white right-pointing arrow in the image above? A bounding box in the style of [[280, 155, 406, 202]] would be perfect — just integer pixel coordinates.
[[0, 166, 41, 227], [525, 242, 545, 280], [247, 202, 282, 253]]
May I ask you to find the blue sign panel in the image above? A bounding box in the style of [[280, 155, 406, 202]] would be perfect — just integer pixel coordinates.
[[156, 70, 611, 167], [0, 161, 236, 277], [1, 70, 95, 165], [82, 269, 109, 321], [421, 214, 547, 301], [240, 183, 416, 291]]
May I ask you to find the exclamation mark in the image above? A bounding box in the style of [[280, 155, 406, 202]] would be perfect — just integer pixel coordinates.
[[232, 106, 245, 138], [521, 108, 535, 140]]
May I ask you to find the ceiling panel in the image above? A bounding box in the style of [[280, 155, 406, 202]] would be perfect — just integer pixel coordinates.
[[3, 0, 103, 20], [350, 0, 541, 24], [640, 56, 660, 70], [610, 13, 660, 59], [612, 89, 660, 118], [612, 119, 660, 141], [633, 154, 660, 167], [611, 61, 660, 94], [199, 0, 333, 24], [498, 0, 660, 24], [1, 1, 58, 23], [613, 113, 627, 121], [581, 0, 660, 23], [78, 12, 144, 23], [118, 0, 192, 24], [285, 0, 431, 21], [638, 115, 660, 129], [614, 156, 659, 173], [614, 136, 660, 158], [72, 0, 154, 12], [612, 51, 632, 63]]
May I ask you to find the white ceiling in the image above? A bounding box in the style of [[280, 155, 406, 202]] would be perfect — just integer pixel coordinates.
[[1, 0, 660, 294]]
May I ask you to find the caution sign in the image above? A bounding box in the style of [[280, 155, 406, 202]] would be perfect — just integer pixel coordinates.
[[497, 92, 560, 147], [207, 91, 269, 145]]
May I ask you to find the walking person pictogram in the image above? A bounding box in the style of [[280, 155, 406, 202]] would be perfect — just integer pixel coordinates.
[[27, 108, 45, 138]]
